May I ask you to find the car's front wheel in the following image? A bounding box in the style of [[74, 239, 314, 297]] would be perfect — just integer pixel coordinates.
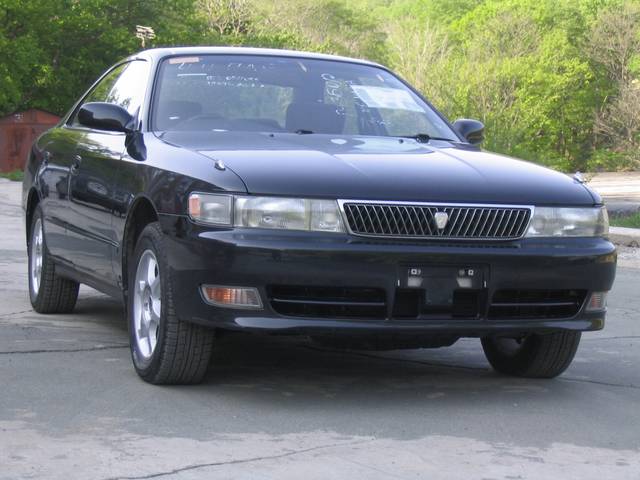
[[481, 331, 581, 378], [128, 222, 214, 384], [28, 206, 79, 313]]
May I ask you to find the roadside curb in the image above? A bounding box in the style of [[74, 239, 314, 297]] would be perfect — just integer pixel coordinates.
[[610, 226, 640, 248]]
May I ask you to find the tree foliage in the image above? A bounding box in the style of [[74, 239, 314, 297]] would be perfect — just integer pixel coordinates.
[[1, 0, 639, 171]]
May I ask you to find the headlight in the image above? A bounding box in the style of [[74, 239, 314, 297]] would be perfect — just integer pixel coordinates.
[[526, 207, 609, 237], [234, 196, 345, 233], [188, 193, 232, 226]]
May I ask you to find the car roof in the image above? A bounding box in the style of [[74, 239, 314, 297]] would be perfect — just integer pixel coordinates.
[[129, 46, 383, 68]]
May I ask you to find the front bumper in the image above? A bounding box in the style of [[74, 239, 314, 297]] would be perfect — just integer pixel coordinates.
[[159, 214, 617, 337]]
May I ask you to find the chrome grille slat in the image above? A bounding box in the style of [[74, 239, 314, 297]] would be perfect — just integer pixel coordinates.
[[461, 209, 479, 237], [400, 207, 417, 235], [471, 209, 488, 237], [417, 207, 433, 235], [386, 205, 401, 234], [505, 211, 519, 237], [475, 209, 487, 237], [352, 205, 367, 231], [498, 210, 514, 237], [443, 207, 456, 236], [507, 214, 523, 235], [404, 206, 416, 235], [418, 206, 431, 235], [494, 210, 508, 237], [488, 210, 500, 235], [453, 208, 469, 237], [481, 209, 496, 237], [511, 211, 528, 237], [364, 205, 377, 232], [488, 209, 501, 236], [342, 202, 531, 240], [427, 207, 438, 236]]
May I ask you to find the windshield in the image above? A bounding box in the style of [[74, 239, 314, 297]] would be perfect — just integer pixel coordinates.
[[152, 54, 458, 140]]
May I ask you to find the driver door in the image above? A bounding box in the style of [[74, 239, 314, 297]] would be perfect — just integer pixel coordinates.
[[61, 60, 150, 286]]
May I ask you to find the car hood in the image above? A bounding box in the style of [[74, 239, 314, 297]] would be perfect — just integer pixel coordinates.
[[160, 131, 596, 205]]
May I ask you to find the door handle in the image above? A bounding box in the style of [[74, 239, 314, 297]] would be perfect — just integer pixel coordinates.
[[70, 155, 82, 174]]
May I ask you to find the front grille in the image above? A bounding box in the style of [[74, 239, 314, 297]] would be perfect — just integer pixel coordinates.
[[342, 202, 531, 240], [489, 289, 587, 319], [268, 285, 387, 319]]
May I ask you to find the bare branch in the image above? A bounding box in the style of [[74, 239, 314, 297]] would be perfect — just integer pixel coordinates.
[[586, 3, 640, 84], [196, 0, 251, 36]]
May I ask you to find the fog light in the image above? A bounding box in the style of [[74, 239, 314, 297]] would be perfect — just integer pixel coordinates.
[[586, 291, 607, 312], [200, 285, 263, 309]]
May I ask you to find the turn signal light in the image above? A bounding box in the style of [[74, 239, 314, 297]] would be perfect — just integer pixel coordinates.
[[585, 291, 607, 312], [200, 285, 262, 309]]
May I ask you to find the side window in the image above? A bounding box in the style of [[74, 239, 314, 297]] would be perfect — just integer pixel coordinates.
[[102, 60, 150, 116], [70, 60, 150, 127]]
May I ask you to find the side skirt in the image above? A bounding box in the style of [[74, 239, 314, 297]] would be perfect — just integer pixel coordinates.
[[53, 258, 124, 301]]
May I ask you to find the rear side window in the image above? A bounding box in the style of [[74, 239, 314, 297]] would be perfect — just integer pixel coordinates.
[[70, 60, 150, 127]]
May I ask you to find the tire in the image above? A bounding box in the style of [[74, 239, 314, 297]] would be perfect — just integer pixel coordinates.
[[481, 331, 581, 378], [128, 222, 214, 384], [28, 206, 79, 313]]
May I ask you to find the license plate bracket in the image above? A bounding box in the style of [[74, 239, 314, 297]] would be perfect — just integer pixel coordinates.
[[399, 264, 488, 318]]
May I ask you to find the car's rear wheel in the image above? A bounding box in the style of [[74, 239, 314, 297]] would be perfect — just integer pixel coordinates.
[[128, 222, 214, 384], [28, 206, 79, 313], [481, 331, 581, 378]]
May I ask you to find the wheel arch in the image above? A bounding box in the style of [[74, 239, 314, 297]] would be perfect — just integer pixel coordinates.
[[25, 188, 41, 245], [122, 195, 159, 298]]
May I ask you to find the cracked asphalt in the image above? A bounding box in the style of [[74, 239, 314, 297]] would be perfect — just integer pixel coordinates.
[[1, 178, 639, 479]]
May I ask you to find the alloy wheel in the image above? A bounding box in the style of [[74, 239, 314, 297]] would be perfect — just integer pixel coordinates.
[[30, 218, 44, 295], [132, 249, 162, 359]]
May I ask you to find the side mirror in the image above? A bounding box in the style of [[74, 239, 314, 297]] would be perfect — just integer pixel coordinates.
[[77, 102, 134, 133], [453, 118, 484, 145]]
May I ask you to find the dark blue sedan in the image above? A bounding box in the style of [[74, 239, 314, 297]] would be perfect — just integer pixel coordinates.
[[22, 47, 616, 384]]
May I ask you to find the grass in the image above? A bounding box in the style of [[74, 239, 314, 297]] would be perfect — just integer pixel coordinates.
[[0, 170, 24, 181], [610, 211, 640, 229]]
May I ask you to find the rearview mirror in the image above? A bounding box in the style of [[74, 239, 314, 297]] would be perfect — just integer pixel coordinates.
[[453, 119, 484, 145], [77, 102, 134, 133]]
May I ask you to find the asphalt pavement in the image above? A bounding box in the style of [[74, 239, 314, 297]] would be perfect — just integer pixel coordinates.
[[1, 178, 639, 479], [588, 171, 640, 215]]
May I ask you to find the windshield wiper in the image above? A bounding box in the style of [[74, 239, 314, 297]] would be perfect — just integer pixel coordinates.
[[294, 129, 314, 134], [395, 133, 457, 143]]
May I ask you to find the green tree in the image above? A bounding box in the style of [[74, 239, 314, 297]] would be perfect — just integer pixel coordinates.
[[1, 0, 639, 172], [0, 0, 197, 115]]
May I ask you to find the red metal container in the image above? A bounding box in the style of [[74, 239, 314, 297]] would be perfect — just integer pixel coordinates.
[[0, 109, 60, 172]]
